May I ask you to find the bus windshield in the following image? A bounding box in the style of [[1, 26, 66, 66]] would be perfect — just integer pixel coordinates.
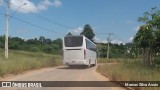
[[64, 36, 83, 47]]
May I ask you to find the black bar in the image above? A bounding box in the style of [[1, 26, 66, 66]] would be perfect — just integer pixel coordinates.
[[66, 49, 82, 50], [0, 81, 159, 87]]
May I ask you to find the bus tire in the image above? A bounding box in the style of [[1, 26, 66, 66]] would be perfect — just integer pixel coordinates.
[[88, 60, 91, 68], [88, 64, 90, 68], [92, 59, 96, 67]]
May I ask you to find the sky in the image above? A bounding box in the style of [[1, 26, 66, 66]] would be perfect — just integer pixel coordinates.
[[0, 0, 160, 44]]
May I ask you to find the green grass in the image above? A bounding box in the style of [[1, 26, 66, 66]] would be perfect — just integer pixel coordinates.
[[97, 58, 160, 90], [0, 49, 62, 77], [97, 58, 122, 63]]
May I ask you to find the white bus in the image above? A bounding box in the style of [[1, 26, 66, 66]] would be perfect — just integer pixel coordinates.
[[63, 35, 97, 67]]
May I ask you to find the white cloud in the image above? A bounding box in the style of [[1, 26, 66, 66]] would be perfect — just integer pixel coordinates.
[[10, 0, 38, 13], [95, 37, 124, 44], [69, 27, 83, 35], [129, 37, 134, 42], [94, 37, 101, 42], [111, 40, 124, 44], [53, 0, 61, 7], [94, 36, 103, 43], [0, 0, 3, 6], [94, 37, 108, 43], [9, 0, 61, 13], [101, 40, 108, 43], [134, 26, 140, 31], [38, 1, 50, 11], [38, 0, 62, 10]]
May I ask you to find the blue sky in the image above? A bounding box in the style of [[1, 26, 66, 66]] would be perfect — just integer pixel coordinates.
[[0, 0, 160, 44]]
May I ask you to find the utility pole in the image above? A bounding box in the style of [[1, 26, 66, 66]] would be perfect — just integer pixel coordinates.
[[4, 1, 26, 59], [5, 0, 10, 59], [107, 33, 113, 59], [95, 32, 113, 59]]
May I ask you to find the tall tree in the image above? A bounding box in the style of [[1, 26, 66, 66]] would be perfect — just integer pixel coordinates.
[[134, 25, 156, 66], [39, 36, 46, 44], [80, 24, 95, 41], [46, 38, 52, 44], [134, 7, 160, 66]]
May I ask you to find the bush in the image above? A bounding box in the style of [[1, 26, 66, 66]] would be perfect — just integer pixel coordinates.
[[42, 45, 54, 54], [153, 57, 160, 68], [29, 47, 40, 52], [9, 42, 20, 50]]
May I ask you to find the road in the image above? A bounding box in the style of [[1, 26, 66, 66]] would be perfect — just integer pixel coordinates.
[[0, 65, 125, 90]]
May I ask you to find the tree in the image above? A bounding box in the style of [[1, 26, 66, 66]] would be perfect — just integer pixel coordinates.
[[134, 7, 160, 66], [134, 25, 156, 66], [0, 35, 63, 55], [46, 38, 52, 44], [9, 37, 25, 50], [39, 36, 46, 44], [42, 45, 53, 53], [80, 24, 95, 41], [138, 7, 160, 31], [53, 38, 62, 49], [0, 35, 5, 48], [66, 32, 73, 36]]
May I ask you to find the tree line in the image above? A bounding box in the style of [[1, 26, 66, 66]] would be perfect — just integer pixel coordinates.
[[97, 43, 134, 58], [0, 35, 62, 55], [0, 24, 135, 59]]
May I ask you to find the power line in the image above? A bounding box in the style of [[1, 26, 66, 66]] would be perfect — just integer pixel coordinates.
[[95, 32, 114, 59], [8, 3, 27, 20], [95, 32, 127, 43], [0, 12, 65, 35], [107, 33, 112, 59], [95, 32, 114, 35], [112, 34, 127, 44], [9, 3, 75, 30]]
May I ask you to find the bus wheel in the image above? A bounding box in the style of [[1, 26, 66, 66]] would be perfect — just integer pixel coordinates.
[[88, 60, 91, 68], [88, 64, 90, 68], [92, 59, 96, 67]]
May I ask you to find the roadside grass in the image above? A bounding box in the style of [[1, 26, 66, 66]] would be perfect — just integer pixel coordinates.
[[97, 58, 122, 63], [97, 58, 160, 90], [0, 49, 62, 77]]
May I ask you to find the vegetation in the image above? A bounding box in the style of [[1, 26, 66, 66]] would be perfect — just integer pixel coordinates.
[[97, 58, 160, 90], [80, 24, 95, 42], [97, 7, 160, 90], [97, 58, 122, 63], [0, 49, 62, 77], [97, 43, 134, 58], [67, 24, 133, 59], [0, 36, 62, 55], [133, 7, 160, 66]]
